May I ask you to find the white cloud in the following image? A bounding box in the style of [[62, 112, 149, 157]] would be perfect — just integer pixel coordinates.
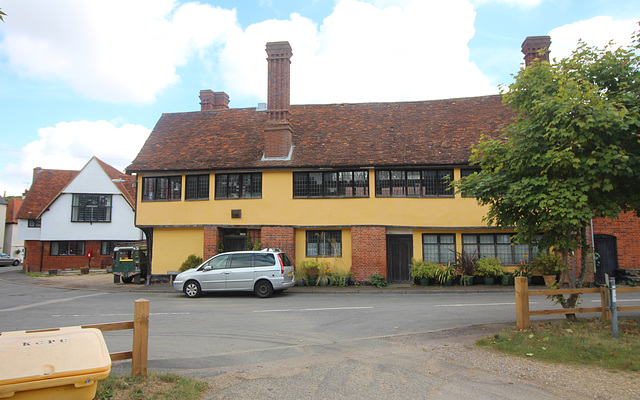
[[548, 16, 639, 60], [219, 0, 495, 105], [0, 121, 150, 196], [470, 0, 541, 6], [1, 0, 239, 104]]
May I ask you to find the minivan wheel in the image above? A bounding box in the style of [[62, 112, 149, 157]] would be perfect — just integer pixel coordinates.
[[184, 281, 202, 298], [12, 260, 19, 266], [254, 280, 274, 298]]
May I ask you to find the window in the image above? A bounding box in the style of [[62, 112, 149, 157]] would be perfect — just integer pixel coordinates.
[[229, 254, 253, 268], [462, 234, 539, 265], [101, 241, 117, 255], [27, 219, 41, 228], [142, 176, 182, 201], [375, 169, 453, 197], [185, 174, 210, 200], [215, 173, 262, 199], [460, 168, 479, 198], [71, 194, 112, 222], [293, 171, 368, 198], [50, 241, 85, 256], [306, 230, 342, 257], [254, 253, 276, 267], [422, 234, 456, 264]]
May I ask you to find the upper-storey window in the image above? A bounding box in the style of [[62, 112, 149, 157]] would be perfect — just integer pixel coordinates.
[[71, 194, 112, 222], [375, 169, 453, 197], [142, 176, 182, 201], [27, 219, 41, 228], [215, 173, 262, 199], [185, 174, 210, 200], [460, 168, 479, 198], [293, 171, 369, 198]]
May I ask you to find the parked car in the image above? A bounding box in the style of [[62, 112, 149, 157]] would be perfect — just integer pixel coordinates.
[[0, 253, 21, 266], [173, 249, 295, 298]]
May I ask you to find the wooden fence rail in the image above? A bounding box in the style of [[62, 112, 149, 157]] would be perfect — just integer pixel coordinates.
[[27, 298, 149, 376], [515, 277, 640, 329]]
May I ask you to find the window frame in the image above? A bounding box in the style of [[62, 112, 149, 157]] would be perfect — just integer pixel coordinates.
[[461, 233, 539, 266], [185, 174, 210, 201], [293, 170, 369, 198], [27, 219, 41, 228], [375, 169, 454, 198], [50, 241, 85, 256], [215, 173, 262, 199], [141, 176, 182, 202], [305, 230, 342, 257], [422, 233, 456, 264], [71, 194, 112, 223]]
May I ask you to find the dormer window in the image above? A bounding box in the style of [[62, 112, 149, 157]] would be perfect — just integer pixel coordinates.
[[71, 194, 112, 222]]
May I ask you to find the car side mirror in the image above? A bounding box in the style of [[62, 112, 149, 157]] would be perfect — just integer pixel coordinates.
[[202, 266, 212, 271]]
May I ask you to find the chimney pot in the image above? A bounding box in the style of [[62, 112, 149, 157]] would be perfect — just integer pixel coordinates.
[[200, 90, 230, 111]]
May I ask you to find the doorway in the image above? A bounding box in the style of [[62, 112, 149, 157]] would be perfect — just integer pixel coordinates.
[[221, 229, 248, 252], [594, 234, 618, 285], [386, 235, 413, 283]]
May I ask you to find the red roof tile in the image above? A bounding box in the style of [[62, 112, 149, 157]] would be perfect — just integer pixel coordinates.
[[127, 95, 512, 172], [5, 198, 23, 223], [16, 169, 79, 219]]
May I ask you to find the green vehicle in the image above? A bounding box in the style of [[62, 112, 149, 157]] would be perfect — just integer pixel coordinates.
[[112, 245, 148, 284]]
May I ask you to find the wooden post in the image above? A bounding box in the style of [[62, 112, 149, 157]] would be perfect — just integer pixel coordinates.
[[132, 298, 149, 376], [515, 277, 530, 330], [600, 286, 611, 320]]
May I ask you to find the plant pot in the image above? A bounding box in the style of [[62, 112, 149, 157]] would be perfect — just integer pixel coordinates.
[[443, 277, 453, 286], [307, 277, 317, 286], [320, 277, 330, 286], [297, 279, 306, 287], [419, 277, 430, 286], [543, 274, 557, 287], [483, 276, 495, 285]]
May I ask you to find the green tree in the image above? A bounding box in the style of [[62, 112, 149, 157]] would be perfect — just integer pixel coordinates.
[[0, 8, 6, 22], [459, 28, 640, 317]]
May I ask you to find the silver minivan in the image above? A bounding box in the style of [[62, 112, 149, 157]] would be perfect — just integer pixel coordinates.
[[173, 249, 295, 298]]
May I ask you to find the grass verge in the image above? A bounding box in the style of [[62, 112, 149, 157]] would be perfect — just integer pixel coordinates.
[[95, 372, 209, 400], [477, 317, 640, 372]]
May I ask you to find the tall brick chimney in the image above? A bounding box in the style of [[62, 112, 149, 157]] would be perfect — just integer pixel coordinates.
[[522, 36, 551, 67], [263, 41, 293, 159], [200, 90, 229, 111]]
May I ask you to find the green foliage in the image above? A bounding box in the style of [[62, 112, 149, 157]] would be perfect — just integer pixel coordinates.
[[409, 259, 439, 279], [475, 257, 504, 277], [533, 252, 563, 275], [0, 9, 6, 22], [298, 259, 320, 279], [457, 29, 640, 304], [180, 254, 203, 272], [454, 250, 478, 276], [434, 263, 456, 285], [369, 273, 388, 288], [96, 372, 208, 400]]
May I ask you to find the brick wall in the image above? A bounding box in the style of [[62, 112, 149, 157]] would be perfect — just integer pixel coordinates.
[[24, 240, 113, 272], [351, 226, 387, 282], [261, 227, 295, 265], [593, 212, 640, 270], [203, 226, 219, 260]]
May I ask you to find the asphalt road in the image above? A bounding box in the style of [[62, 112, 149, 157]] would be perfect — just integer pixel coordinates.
[[2, 267, 639, 399]]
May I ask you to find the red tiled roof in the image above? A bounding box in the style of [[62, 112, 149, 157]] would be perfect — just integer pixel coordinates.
[[16, 169, 79, 219], [127, 94, 512, 173], [94, 157, 136, 207], [5, 198, 23, 223]]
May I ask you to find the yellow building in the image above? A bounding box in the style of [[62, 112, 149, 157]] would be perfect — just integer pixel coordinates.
[[127, 40, 543, 282]]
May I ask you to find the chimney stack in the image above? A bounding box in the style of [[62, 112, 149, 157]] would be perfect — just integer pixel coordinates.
[[200, 90, 230, 111], [522, 36, 551, 67], [263, 41, 293, 159]]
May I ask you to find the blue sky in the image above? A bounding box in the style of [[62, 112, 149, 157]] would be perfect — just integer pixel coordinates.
[[0, 0, 639, 196]]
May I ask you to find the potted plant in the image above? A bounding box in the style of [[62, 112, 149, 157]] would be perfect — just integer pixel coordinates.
[[434, 263, 456, 286], [454, 250, 477, 286], [410, 259, 437, 286], [533, 252, 563, 286], [298, 259, 320, 286], [475, 257, 504, 285], [514, 258, 533, 284]]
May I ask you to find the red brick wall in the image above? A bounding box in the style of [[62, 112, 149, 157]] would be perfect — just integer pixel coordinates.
[[203, 226, 219, 260], [351, 226, 387, 282], [261, 227, 295, 265], [593, 212, 640, 270], [24, 240, 113, 272]]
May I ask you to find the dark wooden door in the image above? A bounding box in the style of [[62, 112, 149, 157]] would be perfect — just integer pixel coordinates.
[[222, 229, 248, 252], [594, 234, 618, 285], [386, 235, 413, 283]]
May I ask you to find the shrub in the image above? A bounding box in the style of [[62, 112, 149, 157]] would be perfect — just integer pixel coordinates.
[[298, 259, 320, 279], [454, 250, 478, 276], [180, 254, 203, 272], [533, 252, 563, 275], [410, 259, 438, 279], [369, 274, 388, 288], [475, 257, 504, 277]]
